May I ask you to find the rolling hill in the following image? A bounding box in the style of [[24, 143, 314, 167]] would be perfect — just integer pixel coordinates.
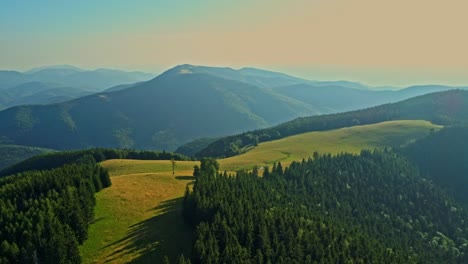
[[196, 90, 468, 158], [218, 120, 441, 171]]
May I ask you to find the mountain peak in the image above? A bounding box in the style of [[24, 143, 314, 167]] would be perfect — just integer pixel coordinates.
[[25, 65, 85, 74]]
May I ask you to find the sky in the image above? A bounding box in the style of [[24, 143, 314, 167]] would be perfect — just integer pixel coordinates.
[[1, 0, 468, 87]]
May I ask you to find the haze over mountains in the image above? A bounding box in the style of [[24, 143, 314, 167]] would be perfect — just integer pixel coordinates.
[[194, 89, 468, 158], [0, 65, 154, 110], [0, 64, 466, 152]]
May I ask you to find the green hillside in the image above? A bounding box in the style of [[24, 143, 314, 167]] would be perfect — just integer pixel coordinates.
[[219, 120, 441, 171], [198, 90, 468, 158]]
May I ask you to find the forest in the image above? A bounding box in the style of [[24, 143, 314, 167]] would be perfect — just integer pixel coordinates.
[[183, 152, 468, 263], [0, 155, 111, 263], [400, 126, 468, 203]]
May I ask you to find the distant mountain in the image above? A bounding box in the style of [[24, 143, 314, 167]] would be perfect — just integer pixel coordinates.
[[270, 84, 468, 113], [22, 66, 155, 91], [25, 64, 85, 74], [196, 90, 468, 158], [0, 68, 323, 151], [0, 144, 54, 171], [0, 70, 27, 89], [104, 81, 144, 92], [0, 82, 93, 109], [165, 64, 368, 89], [0, 65, 155, 110], [163, 65, 465, 114], [0, 64, 466, 152]]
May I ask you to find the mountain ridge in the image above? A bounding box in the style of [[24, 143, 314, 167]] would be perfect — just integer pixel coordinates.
[[1, 64, 467, 153]]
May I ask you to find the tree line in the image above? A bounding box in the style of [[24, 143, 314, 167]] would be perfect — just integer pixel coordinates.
[[0, 148, 190, 177]]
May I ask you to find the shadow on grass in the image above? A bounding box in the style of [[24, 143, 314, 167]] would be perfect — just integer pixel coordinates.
[[90, 216, 106, 224], [175, 175, 194, 181], [102, 197, 193, 264]]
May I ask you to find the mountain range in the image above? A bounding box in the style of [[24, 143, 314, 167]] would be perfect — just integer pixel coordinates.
[[0, 65, 154, 110], [0, 64, 466, 151]]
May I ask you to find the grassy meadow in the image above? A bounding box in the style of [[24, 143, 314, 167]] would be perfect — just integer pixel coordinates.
[[219, 120, 442, 171], [80, 120, 441, 263], [80, 160, 198, 264]]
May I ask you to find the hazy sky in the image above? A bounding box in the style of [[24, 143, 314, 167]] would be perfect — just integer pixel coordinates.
[[1, 0, 467, 86]]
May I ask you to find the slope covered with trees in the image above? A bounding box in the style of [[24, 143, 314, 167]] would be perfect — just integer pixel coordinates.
[[0, 155, 111, 263], [197, 90, 468, 158], [400, 126, 468, 203], [183, 151, 468, 263], [0, 144, 54, 171]]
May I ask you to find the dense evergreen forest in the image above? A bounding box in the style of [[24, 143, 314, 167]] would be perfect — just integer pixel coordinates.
[[0, 155, 111, 263], [400, 126, 468, 203], [176, 137, 219, 157], [197, 90, 468, 158], [0, 148, 188, 263], [183, 153, 468, 263]]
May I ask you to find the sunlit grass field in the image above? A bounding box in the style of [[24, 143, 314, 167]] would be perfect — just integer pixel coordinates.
[[80, 160, 198, 264], [219, 120, 442, 171]]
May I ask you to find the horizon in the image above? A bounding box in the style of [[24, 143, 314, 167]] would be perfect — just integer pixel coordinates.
[[2, 1, 468, 87]]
